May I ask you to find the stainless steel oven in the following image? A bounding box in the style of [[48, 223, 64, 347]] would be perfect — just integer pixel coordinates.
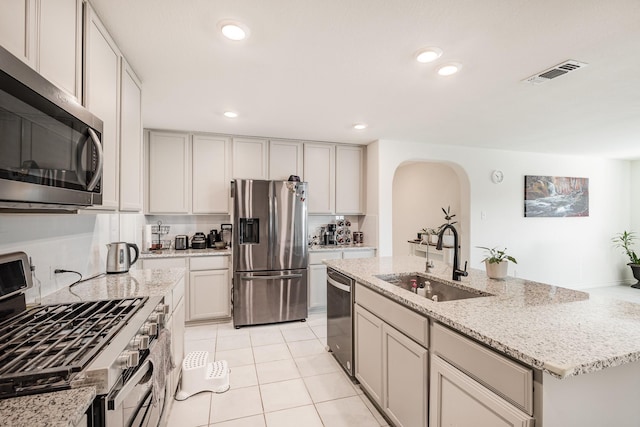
[[0, 45, 103, 211], [327, 268, 355, 377]]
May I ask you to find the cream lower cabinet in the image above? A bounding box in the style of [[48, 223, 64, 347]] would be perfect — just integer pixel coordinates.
[[188, 256, 230, 322], [430, 356, 533, 427], [166, 276, 185, 396], [430, 323, 534, 427], [308, 249, 375, 311], [354, 303, 428, 427]]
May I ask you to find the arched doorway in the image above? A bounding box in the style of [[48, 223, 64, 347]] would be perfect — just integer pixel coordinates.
[[391, 161, 466, 260]]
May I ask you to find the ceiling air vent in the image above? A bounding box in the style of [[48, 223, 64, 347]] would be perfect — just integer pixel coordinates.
[[522, 60, 588, 84]]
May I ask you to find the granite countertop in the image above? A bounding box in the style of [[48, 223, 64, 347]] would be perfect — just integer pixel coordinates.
[[140, 248, 231, 258], [324, 255, 640, 379], [309, 245, 376, 252], [0, 387, 95, 427], [41, 268, 186, 304]]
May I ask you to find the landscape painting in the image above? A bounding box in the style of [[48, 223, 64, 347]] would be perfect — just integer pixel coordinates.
[[524, 175, 589, 217]]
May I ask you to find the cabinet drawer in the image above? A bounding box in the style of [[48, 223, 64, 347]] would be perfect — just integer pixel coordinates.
[[342, 249, 375, 259], [431, 322, 533, 415], [309, 250, 342, 265], [189, 256, 229, 271], [141, 257, 187, 270], [355, 283, 428, 348]]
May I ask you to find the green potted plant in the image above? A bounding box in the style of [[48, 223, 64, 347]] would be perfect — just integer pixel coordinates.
[[477, 246, 518, 280], [612, 231, 640, 288]]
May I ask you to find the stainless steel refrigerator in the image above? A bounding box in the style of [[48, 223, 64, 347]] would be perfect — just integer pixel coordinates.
[[232, 179, 308, 328]]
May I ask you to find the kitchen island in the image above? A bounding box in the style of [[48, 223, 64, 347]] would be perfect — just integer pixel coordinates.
[[325, 255, 640, 427], [0, 268, 186, 427]]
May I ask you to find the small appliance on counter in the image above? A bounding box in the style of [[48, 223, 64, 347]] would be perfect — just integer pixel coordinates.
[[191, 232, 207, 249], [106, 242, 139, 273], [353, 231, 364, 245], [208, 229, 220, 248], [324, 224, 337, 245], [175, 235, 188, 250], [220, 224, 232, 248]]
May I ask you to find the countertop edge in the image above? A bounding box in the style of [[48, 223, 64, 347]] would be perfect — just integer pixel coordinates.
[[324, 257, 633, 380]]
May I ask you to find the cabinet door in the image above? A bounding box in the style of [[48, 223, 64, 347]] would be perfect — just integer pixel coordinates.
[[430, 355, 534, 427], [147, 131, 190, 213], [84, 5, 120, 209], [269, 139, 303, 180], [169, 295, 186, 395], [188, 269, 230, 321], [336, 145, 364, 214], [354, 305, 384, 405], [304, 143, 335, 214], [192, 135, 231, 214], [232, 137, 268, 180], [39, 0, 82, 99], [119, 59, 143, 211], [0, 0, 36, 67], [308, 263, 327, 311], [383, 324, 428, 427]]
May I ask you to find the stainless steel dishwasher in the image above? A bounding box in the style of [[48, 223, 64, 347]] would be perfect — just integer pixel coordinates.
[[327, 267, 355, 377]]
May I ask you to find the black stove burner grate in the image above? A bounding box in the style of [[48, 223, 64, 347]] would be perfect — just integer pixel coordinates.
[[0, 297, 147, 399]]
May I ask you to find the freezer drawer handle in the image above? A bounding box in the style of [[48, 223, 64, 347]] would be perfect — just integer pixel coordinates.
[[327, 277, 351, 293], [241, 274, 303, 281]]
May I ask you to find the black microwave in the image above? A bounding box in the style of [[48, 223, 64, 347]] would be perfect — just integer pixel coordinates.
[[0, 45, 103, 211]]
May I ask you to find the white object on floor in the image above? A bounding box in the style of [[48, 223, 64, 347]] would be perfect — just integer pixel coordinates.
[[175, 351, 230, 400]]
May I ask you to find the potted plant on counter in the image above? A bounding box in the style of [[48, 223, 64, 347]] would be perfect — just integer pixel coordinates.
[[612, 231, 640, 289], [478, 246, 518, 280], [439, 206, 457, 247]]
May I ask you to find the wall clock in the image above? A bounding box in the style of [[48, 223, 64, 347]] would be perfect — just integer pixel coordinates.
[[491, 170, 504, 184]]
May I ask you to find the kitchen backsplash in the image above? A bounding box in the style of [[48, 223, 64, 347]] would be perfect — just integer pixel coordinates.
[[0, 212, 145, 303]]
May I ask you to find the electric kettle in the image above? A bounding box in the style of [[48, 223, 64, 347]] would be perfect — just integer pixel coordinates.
[[106, 242, 139, 274]]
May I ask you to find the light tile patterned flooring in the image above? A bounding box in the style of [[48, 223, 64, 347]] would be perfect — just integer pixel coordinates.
[[166, 312, 388, 427]]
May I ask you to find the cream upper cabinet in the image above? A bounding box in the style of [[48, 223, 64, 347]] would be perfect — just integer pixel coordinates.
[[147, 131, 190, 214], [119, 59, 143, 211], [336, 145, 365, 214], [39, 0, 82, 99], [0, 0, 37, 67], [304, 142, 335, 214], [0, 0, 82, 100], [192, 134, 231, 214], [84, 4, 121, 209], [232, 137, 268, 180], [269, 140, 303, 180]]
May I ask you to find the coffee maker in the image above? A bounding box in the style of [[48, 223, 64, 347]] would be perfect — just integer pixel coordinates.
[[324, 224, 337, 245]]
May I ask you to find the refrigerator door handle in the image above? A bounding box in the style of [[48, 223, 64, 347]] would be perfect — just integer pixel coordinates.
[[240, 274, 303, 281]]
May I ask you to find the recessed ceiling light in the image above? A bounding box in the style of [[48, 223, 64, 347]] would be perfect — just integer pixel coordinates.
[[415, 47, 443, 63], [437, 63, 462, 76], [353, 123, 367, 130], [224, 111, 238, 118], [219, 20, 250, 41]]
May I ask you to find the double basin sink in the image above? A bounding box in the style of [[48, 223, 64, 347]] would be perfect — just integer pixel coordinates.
[[375, 273, 492, 302]]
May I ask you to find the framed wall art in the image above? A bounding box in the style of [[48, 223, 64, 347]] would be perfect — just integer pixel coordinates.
[[524, 175, 589, 217]]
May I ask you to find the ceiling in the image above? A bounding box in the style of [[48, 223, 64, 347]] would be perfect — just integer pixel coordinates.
[[90, 0, 640, 159]]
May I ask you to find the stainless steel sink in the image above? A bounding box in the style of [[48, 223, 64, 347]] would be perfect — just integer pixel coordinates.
[[375, 273, 492, 302]]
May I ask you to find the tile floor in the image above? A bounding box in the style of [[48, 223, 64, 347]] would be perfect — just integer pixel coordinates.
[[166, 312, 389, 427]]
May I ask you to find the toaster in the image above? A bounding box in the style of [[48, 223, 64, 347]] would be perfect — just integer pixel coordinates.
[[175, 235, 188, 250]]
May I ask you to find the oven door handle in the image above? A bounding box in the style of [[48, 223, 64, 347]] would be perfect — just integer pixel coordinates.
[[327, 277, 351, 293], [107, 359, 153, 411]]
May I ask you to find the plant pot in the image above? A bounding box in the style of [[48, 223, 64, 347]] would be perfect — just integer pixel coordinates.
[[485, 260, 509, 280], [442, 235, 455, 247], [429, 235, 439, 245], [629, 263, 640, 289]]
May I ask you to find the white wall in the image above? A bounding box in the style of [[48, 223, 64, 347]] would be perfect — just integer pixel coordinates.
[[632, 160, 640, 234], [392, 162, 461, 256], [371, 139, 631, 289]]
